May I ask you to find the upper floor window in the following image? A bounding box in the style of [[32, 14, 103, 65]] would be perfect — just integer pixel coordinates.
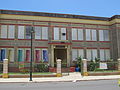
[[99, 30, 109, 41], [54, 27, 66, 40], [18, 26, 25, 39], [72, 28, 83, 40], [35, 26, 48, 40], [86, 29, 97, 41], [0, 25, 15, 39], [25, 26, 31, 39], [18, 26, 33, 39]]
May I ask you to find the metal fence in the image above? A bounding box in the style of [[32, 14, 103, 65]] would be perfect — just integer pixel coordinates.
[[0, 62, 70, 75], [87, 61, 118, 72]]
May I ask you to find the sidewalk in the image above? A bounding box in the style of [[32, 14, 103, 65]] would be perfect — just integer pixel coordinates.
[[0, 72, 120, 83]]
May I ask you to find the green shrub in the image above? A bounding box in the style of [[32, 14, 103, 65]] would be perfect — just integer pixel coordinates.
[[34, 63, 49, 72], [88, 58, 100, 71], [76, 56, 82, 68]]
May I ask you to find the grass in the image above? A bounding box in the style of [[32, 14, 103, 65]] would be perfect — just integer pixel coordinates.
[[88, 70, 118, 73], [0, 72, 54, 75]]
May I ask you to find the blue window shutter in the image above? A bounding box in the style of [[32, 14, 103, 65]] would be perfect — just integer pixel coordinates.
[[1, 49, 6, 61], [43, 50, 48, 62]]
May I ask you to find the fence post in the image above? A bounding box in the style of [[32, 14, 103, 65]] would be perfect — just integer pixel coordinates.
[[2, 59, 9, 78], [82, 59, 88, 76], [118, 58, 120, 71], [56, 59, 62, 77]]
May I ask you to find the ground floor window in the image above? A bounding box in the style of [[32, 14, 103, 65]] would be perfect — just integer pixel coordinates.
[[18, 48, 30, 62], [100, 49, 110, 61], [86, 49, 97, 61], [0, 48, 14, 62], [35, 49, 48, 62], [0, 49, 6, 61], [72, 49, 84, 61]]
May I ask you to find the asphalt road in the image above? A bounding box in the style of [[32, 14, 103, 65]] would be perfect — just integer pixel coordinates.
[[0, 80, 119, 90]]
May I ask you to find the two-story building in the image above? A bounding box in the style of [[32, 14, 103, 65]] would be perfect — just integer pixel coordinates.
[[0, 9, 120, 72]]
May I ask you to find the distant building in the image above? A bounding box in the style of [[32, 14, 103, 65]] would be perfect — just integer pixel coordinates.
[[0, 9, 119, 72]]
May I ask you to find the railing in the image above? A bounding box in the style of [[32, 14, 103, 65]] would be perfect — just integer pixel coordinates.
[[87, 61, 118, 72]]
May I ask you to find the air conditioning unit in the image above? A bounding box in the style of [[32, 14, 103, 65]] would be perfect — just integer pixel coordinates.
[[62, 33, 66, 36]]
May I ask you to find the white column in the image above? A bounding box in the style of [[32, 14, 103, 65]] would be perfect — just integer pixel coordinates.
[[51, 45, 54, 67], [56, 59, 62, 77], [67, 45, 70, 67], [2, 59, 9, 78], [82, 59, 88, 76], [118, 58, 120, 71]]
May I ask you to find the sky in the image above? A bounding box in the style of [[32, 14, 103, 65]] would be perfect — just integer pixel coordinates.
[[0, 0, 120, 17]]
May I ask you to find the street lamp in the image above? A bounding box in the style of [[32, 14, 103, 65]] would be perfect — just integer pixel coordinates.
[[30, 26, 34, 81]]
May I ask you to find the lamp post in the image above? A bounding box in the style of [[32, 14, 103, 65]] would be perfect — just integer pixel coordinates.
[[30, 26, 34, 81]]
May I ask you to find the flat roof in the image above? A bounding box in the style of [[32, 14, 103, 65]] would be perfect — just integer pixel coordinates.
[[0, 9, 119, 21]]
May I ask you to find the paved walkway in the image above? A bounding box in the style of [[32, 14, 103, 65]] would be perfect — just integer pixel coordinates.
[[0, 72, 120, 83]]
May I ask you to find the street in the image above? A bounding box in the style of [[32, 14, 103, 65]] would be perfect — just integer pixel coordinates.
[[0, 80, 119, 90]]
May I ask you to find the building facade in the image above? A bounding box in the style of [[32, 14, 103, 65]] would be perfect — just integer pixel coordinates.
[[0, 10, 120, 71]]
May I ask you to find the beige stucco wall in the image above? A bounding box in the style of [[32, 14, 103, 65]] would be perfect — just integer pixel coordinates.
[[0, 14, 110, 25]]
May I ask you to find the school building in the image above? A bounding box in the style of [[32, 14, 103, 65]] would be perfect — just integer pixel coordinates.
[[0, 9, 120, 72]]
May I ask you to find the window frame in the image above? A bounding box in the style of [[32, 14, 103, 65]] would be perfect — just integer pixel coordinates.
[[72, 28, 84, 40], [86, 29, 97, 41], [53, 27, 67, 40], [35, 26, 48, 40], [72, 49, 84, 61], [100, 49, 110, 61], [99, 30, 110, 41], [86, 49, 98, 61]]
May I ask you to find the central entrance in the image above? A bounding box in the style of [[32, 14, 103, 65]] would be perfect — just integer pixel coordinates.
[[54, 49, 67, 67]]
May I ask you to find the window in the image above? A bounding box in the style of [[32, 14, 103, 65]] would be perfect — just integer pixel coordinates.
[[92, 30, 97, 41], [86, 29, 91, 41], [25, 26, 31, 39], [72, 49, 84, 61], [61, 28, 66, 40], [42, 49, 48, 62], [86, 49, 97, 60], [72, 28, 83, 40], [18, 49, 24, 62], [35, 27, 41, 39], [35, 49, 48, 62], [18, 26, 25, 39], [42, 27, 48, 39], [25, 49, 30, 62], [18, 49, 31, 62], [86, 29, 97, 41], [72, 49, 77, 61], [78, 49, 84, 58], [0, 48, 14, 62], [8, 48, 14, 62], [100, 49, 110, 61], [54, 27, 67, 40], [0, 49, 6, 61], [35, 49, 41, 62], [78, 29, 83, 40], [1, 25, 7, 38], [99, 30, 109, 41], [0, 25, 15, 39], [35, 26, 48, 40], [8, 25, 15, 38], [54, 27, 59, 40]]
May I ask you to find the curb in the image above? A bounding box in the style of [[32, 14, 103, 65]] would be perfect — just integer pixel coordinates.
[[0, 78, 119, 83]]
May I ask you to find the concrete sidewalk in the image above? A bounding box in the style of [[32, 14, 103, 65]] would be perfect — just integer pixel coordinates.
[[0, 72, 120, 83]]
